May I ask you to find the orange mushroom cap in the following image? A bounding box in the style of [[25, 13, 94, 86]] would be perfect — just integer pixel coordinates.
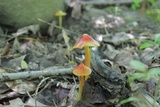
[[73, 34, 100, 49], [73, 63, 91, 76], [55, 10, 66, 16]]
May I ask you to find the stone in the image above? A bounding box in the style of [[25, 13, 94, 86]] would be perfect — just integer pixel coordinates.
[[0, 0, 64, 33]]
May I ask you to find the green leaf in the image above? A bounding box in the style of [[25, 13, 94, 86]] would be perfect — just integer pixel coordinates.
[[149, 0, 155, 5], [130, 60, 148, 72], [155, 34, 160, 45], [131, 0, 141, 10], [120, 97, 138, 104], [156, 15, 160, 22], [148, 68, 160, 76], [134, 0, 141, 4], [142, 68, 160, 81], [128, 73, 145, 83], [139, 40, 155, 49], [21, 60, 28, 69], [131, 3, 140, 10]]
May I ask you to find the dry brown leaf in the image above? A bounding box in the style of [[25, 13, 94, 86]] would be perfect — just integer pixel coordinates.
[[1, 42, 10, 56], [0, 82, 10, 94], [114, 50, 136, 70], [6, 80, 36, 94], [12, 37, 20, 54], [111, 32, 134, 45], [12, 25, 40, 36], [8, 55, 26, 70]]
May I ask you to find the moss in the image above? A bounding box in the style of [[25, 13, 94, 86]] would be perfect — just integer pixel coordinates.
[[0, 0, 64, 33]]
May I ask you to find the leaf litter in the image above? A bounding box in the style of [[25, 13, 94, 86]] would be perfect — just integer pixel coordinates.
[[0, 1, 160, 107]]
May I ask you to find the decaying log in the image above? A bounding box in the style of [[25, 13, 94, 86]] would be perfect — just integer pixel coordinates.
[[131, 88, 160, 107], [77, 52, 128, 107], [77, 52, 160, 107]]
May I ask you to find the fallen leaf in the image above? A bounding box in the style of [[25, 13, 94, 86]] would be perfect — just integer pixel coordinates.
[[21, 60, 28, 69], [25, 97, 47, 107], [2, 98, 24, 107], [8, 55, 26, 70], [12, 25, 40, 36], [111, 32, 135, 45], [6, 80, 36, 94]]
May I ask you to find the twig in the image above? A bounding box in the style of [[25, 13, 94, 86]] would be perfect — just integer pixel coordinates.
[[0, 65, 75, 81], [34, 77, 50, 95], [38, 18, 78, 35]]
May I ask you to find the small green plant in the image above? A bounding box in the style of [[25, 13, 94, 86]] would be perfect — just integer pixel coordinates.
[[120, 97, 138, 105], [131, 0, 156, 10], [132, 0, 141, 10], [139, 33, 160, 49], [120, 60, 160, 106], [114, 6, 122, 15], [127, 60, 160, 82], [146, 9, 160, 22]]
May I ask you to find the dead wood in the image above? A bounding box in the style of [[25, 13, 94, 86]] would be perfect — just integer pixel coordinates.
[[76, 51, 128, 107], [76, 51, 160, 107], [0, 65, 75, 81], [131, 88, 160, 107]]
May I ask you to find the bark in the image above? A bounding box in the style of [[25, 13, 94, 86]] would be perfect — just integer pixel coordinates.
[[77, 52, 128, 107], [131, 88, 160, 107], [76, 51, 160, 107]]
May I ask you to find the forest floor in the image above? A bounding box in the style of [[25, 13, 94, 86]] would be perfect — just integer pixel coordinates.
[[0, 0, 160, 107]]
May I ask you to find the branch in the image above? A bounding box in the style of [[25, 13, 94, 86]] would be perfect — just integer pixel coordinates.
[[0, 65, 75, 81]]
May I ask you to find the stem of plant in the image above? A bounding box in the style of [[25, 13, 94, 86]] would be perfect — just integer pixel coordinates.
[[78, 76, 84, 101], [59, 16, 62, 27], [85, 46, 90, 80]]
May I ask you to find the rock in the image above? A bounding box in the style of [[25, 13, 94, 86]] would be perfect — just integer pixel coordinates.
[[0, 0, 64, 34]]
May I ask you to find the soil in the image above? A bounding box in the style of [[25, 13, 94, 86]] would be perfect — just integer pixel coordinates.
[[0, 1, 160, 107]]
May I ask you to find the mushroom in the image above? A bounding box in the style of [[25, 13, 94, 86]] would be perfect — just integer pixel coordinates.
[[73, 62, 91, 101], [55, 10, 66, 27], [73, 34, 100, 80]]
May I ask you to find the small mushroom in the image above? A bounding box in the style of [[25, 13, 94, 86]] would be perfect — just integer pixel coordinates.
[[73, 34, 100, 80], [73, 62, 91, 101], [55, 10, 66, 27]]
